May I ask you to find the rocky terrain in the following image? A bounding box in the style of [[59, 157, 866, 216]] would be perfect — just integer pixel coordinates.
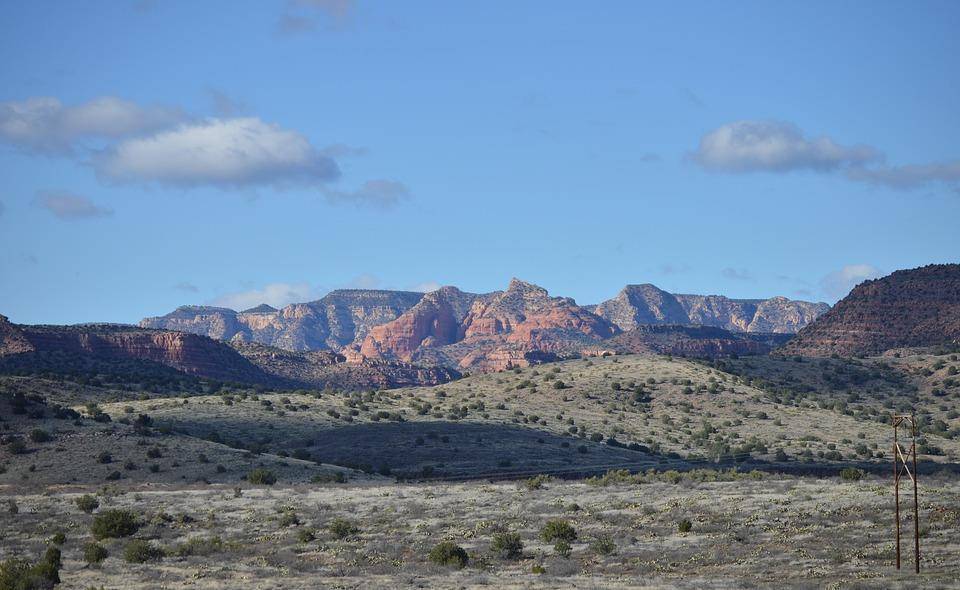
[[781, 264, 960, 357], [0, 316, 277, 385], [604, 325, 792, 358], [141, 281, 828, 372], [140, 289, 426, 351], [0, 317, 460, 392]]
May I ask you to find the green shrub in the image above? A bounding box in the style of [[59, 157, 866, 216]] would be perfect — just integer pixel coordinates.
[[677, 518, 692, 533], [83, 542, 108, 565], [540, 520, 577, 543], [428, 541, 469, 569], [278, 512, 300, 527], [553, 539, 571, 558], [589, 535, 616, 555], [296, 529, 316, 543], [29, 429, 52, 443], [491, 532, 523, 559], [47, 533, 65, 546], [247, 468, 277, 485], [123, 540, 163, 563], [531, 564, 546, 574], [96, 451, 112, 464], [0, 547, 61, 589], [171, 536, 223, 557], [840, 467, 864, 481], [328, 518, 359, 540], [92, 509, 140, 540], [524, 474, 551, 490]]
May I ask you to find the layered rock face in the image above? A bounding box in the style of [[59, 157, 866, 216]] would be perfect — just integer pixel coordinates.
[[0, 321, 275, 384], [360, 279, 618, 370], [595, 285, 829, 334], [780, 264, 960, 357], [359, 287, 481, 361], [141, 289, 424, 351]]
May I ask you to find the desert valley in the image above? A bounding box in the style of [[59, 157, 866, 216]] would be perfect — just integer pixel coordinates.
[[2, 264, 960, 588]]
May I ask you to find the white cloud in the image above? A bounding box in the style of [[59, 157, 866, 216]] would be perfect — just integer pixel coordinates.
[[174, 282, 199, 293], [93, 117, 340, 188], [0, 96, 184, 154], [846, 160, 960, 191], [323, 179, 410, 208], [211, 282, 316, 311], [410, 281, 442, 293], [33, 190, 113, 220], [692, 120, 879, 173], [819, 264, 884, 300]]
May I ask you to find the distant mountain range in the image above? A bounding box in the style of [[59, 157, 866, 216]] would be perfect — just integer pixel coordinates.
[[141, 279, 828, 371]]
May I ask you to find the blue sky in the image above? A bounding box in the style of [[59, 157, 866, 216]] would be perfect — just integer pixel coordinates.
[[1, 1, 958, 324]]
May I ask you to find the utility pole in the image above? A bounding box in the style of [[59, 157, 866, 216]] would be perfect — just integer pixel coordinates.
[[892, 413, 920, 574]]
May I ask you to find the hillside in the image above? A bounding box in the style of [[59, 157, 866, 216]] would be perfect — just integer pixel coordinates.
[[781, 264, 960, 357]]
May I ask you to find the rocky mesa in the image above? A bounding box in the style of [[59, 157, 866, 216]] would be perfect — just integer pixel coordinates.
[[779, 263, 960, 357]]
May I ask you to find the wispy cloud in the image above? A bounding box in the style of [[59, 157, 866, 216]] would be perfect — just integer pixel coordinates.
[[323, 179, 410, 208], [33, 190, 113, 220], [721, 267, 754, 281], [409, 281, 441, 293], [691, 119, 959, 192], [819, 264, 883, 300], [174, 282, 199, 293], [211, 282, 317, 310], [277, 0, 355, 35], [0, 96, 185, 154]]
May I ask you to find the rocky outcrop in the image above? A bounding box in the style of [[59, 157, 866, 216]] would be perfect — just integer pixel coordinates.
[[359, 287, 481, 361], [359, 279, 618, 371], [595, 286, 829, 334], [140, 289, 424, 351], [0, 315, 33, 355], [779, 264, 960, 357], [594, 284, 691, 330]]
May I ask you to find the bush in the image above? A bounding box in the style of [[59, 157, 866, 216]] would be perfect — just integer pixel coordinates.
[[96, 451, 112, 464], [428, 541, 469, 569], [247, 468, 277, 485], [0, 547, 61, 589], [123, 540, 163, 563], [92, 509, 140, 540], [491, 532, 523, 559], [540, 520, 577, 543], [29, 429, 52, 443], [328, 518, 359, 540], [524, 474, 550, 490], [840, 467, 864, 482], [83, 542, 108, 565], [7, 438, 27, 455], [553, 539, 571, 558], [589, 536, 616, 555], [296, 529, 316, 543], [75, 494, 99, 513], [677, 518, 692, 533], [171, 536, 223, 557], [47, 533, 65, 547]]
